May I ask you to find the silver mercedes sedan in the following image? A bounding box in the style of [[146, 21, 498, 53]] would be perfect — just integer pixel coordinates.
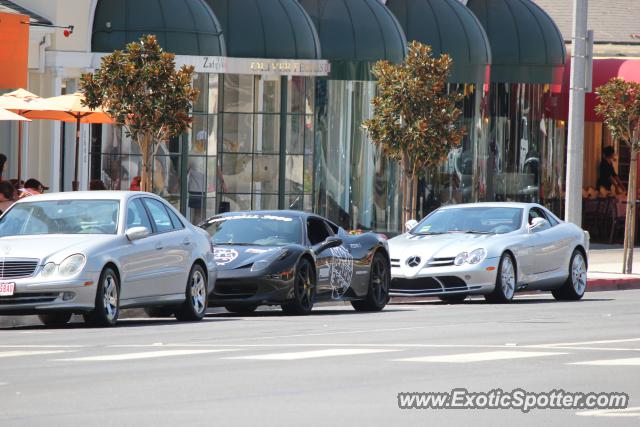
[[0, 191, 216, 326], [389, 203, 589, 303]]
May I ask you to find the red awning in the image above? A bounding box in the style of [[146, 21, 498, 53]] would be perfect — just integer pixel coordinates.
[[560, 58, 640, 122]]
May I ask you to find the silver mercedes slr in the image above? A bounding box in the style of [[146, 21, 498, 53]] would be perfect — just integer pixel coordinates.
[[0, 191, 216, 326], [388, 203, 589, 303]]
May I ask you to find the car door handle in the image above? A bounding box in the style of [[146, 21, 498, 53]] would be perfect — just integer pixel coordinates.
[[155, 243, 164, 250], [182, 239, 192, 246]]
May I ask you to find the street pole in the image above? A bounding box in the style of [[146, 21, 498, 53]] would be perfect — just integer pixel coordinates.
[[565, 0, 589, 225]]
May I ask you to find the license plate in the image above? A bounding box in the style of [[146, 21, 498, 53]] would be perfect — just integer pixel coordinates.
[[0, 282, 15, 296]]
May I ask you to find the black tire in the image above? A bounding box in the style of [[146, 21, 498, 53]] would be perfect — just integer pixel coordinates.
[[144, 307, 175, 318], [224, 304, 258, 314], [38, 312, 72, 327], [281, 258, 315, 315], [175, 264, 208, 321], [552, 249, 587, 301], [352, 252, 390, 312], [438, 294, 468, 303], [83, 267, 120, 326], [485, 253, 516, 304]]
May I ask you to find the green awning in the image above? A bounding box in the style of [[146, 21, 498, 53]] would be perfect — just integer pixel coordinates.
[[467, 0, 566, 84], [386, 0, 491, 84], [206, 0, 321, 60], [91, 0, 226, 56], [299, 0, 407, 81]]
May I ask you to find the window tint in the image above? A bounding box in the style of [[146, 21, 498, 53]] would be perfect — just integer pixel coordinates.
[[126, 199, 152, 231], [307, 217, 331, 245], [144, 198, 174, 233], [166, 207, 185, 229]]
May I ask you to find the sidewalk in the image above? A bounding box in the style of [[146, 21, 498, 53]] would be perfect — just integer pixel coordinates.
[[586, 244, 640, 291]]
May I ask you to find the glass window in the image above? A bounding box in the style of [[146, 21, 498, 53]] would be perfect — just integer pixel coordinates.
[[208, 74, 219, 114], [144, 198, 174, 233], [223, 74, 255, 113], [412, 207, 523, 235], [259, 78, 281, 113], [252, 194, 279, 210], [254, 114, 280, 153], [285, 155, 303, 193], [286, 114, 305, 154], [222, 113, 253, 153], [307, 217, 331, 244], [288, 76, 305, 114], [201, 214, 302, 246], [253, 155, 279, 193], [127, 198, 152, 230], [221, 153, 252, 193], [166, 206, 185, 229], [193, 73, 208, 113]]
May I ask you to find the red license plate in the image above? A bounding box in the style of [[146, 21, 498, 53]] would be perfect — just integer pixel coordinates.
[[0, 282, 15, 296]]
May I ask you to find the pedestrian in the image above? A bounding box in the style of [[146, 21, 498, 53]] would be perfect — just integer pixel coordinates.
[[19, 178, 48, 198], [597, 146, 626, 195], [0, 153, 6, 181], [129, 176, 141, 191], [89, 179, 107, 190], [0, 181, 16, 213]]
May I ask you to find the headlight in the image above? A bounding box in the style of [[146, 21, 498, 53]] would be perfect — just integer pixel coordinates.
[[58, 254, 86, 277], [250, 249, 288, 272], [454, 248, 487, 266], [40, 262, 57, 278]]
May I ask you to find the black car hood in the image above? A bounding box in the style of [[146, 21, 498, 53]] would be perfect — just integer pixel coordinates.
[[213, 244, 296, 271]]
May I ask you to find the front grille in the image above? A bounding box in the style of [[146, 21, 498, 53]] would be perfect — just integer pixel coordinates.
[[213, 281, 258, 298], [0, 259, 39, 279], [426, 257, 455, 267], [391, 277, 442, 291], [390, 258, 401, 268], [439, 276, 468, 290], [0, 292, 60, 305]]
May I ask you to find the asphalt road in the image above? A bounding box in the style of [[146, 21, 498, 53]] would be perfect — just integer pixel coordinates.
[[1, 290, 640, 426]]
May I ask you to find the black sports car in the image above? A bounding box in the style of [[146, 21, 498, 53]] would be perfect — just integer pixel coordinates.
[[199, 211, 390, 315]]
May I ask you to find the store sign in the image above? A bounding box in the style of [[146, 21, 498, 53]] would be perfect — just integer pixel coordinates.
[[187, 55, 330, 77], [0, 12, 29, 89]]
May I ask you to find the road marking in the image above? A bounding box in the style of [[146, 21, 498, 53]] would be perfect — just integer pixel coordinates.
[[0, 350, 68, 358], [570, 357, 640, 366], [0, 345, 86, 348], [536, 338, 640, 347], [577, 406, 640, 418], [54, 349, 236, 362], [395, 351, 566, 363], [225, 348, 399, 360]]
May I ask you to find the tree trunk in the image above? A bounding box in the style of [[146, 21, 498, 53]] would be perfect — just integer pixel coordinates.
[[139, 133, 153, 193], [622, 148, 638, 274]]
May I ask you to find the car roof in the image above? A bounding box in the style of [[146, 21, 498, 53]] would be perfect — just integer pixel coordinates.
[[12, 191, 156, 204], [216, 210, 312, 219], [437, 202, 541, 210]]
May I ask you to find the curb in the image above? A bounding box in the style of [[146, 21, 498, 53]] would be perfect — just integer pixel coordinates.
[[586, 275, 640, 291]]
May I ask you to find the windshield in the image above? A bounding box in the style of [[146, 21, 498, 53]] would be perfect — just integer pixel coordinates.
[[201, 214, 302, 246], [0, 200, 120, 236], [412, 207, 523, 235]]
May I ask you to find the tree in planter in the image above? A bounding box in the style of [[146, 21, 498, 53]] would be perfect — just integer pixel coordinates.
[[596, 78, 640, 274], [362, 41, 464, 225], [80, 34, 198, 192]]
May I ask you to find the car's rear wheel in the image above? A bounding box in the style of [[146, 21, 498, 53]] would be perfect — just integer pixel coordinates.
[[224, 304, 258, 314], [281, 258, 315, 315], [175, 264, 208, 321], [144, 307, 175, 318], [438, 294, 468, 303], [83, 267, 120, 326], [552, 249, 587, 301], [352, 252, 389, 312], [485, 253, 516, 303], [38, 312, 72, 327]]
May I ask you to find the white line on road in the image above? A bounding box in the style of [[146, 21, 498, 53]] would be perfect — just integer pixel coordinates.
[[225, 348, 400, 360], [0, 350, 69, 358], [0, 345, 86, 348], [395, 351, 567, 363], [576, 406, 640, 418], [54, 349, 237, 362], [570, 357, 640, 366], [535, 338, 640, 347]]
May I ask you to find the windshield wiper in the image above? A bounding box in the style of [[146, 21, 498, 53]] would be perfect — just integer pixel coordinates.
[[414, 231, 447, 235]]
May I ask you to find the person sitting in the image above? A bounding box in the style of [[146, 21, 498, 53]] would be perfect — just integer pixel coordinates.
[[19, 178, 48, 198], [0, 181, 17, 213], [596, 146, 626, 195], [89, 179, 107, 190]]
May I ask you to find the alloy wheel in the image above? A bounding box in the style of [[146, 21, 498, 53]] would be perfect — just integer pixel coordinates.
[[190, 269, 207, 315], [500, 256, 516, 300], [571, 253, 587, 296], [103, 273, 119, 322]]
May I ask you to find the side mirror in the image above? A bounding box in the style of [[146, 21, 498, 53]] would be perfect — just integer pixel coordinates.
[[528, 217, 549, 233], [313, 236, 343, 254], [126, 226, 150, 241], [405, 219, 418, 232]]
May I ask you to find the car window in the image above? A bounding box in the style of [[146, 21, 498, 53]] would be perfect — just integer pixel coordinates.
[[166, 206, 185, 229], [528, 208, 548, 225], [144, 198, 174, 233], [307, 217, 331, 245], [126, 199, 153, 231], [326, 221, 339, 235]]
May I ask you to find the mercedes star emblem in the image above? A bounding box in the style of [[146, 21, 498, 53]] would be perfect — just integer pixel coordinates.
[[406, 256, 421, 267]]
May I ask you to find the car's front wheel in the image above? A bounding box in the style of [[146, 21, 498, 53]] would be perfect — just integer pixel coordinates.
[[281, 258, 315, 315], [175, 264, 208, 321], [38, 312, 72, 327], [485, 253, 516, 303], [84, 267, 120, 326], [552, 249, 587, 301], [352, 252, 389, 312]]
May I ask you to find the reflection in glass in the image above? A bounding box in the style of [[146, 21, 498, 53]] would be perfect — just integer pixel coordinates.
[[259, 78, 281, 113], [285, 155, 304, 193], [252, 194, 279, 210], [220, 194, 251, 211], [253, 155, 279, 193], [287, 114, 305, 154], [254, 114, 280, 153], [223, 74, 255, 113], [221, 153, 252, 193], [222, 113, 253, 153], [193, 73, 208, 113], [208, 74, 219, 114], [288, 76, 305, 114]]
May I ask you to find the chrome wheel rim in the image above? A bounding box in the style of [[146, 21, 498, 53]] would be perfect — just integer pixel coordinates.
[[371, 257, 389, 304], [500, 257, 515, 300], [571, 253, 587, 295], [190, 270, 206, 314], [297, 263, 313, 310], [103, 274, 118, 321]]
